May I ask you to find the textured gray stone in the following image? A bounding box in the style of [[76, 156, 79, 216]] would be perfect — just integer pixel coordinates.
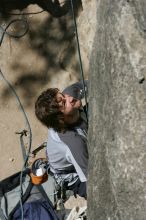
[[88, 0, 146, 219]]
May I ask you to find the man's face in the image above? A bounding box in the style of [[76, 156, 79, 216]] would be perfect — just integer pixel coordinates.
[[56, 92, 81, 115]]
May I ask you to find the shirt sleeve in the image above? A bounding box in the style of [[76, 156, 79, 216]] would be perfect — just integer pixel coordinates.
[[62, 80, 88, 100]]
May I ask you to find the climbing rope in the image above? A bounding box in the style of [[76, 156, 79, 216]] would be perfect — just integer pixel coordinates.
[[70, 0, 88, 121], [0, 18, 29, 47], [0, 69, 32, 220], [0, 17, 31, 220], [0, 17, 32, 164], [0, 9, 45, 16]]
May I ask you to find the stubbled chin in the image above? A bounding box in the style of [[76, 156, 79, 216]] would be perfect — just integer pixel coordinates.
[[64, 109, 80, 124]]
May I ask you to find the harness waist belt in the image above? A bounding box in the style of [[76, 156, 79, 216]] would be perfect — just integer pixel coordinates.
[[50, 166, 76, 175]]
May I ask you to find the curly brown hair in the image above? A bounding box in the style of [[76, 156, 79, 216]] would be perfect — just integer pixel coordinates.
[[35, 88, 65, 132]]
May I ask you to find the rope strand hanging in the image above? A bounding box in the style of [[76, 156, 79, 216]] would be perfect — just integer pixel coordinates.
[[0, 19, 31, 219], [0, 69, 32, 220], [70, 0, 88, 121]]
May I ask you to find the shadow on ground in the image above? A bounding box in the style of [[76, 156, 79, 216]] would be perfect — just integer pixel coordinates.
[[0, 0, 82, 106]]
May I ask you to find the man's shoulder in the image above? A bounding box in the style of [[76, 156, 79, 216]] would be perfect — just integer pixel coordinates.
[[48, 128, 76, 142], [48, 128, 61, 142]]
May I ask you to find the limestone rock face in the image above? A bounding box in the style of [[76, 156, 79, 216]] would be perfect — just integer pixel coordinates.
[[88, 0, 146, 219]]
